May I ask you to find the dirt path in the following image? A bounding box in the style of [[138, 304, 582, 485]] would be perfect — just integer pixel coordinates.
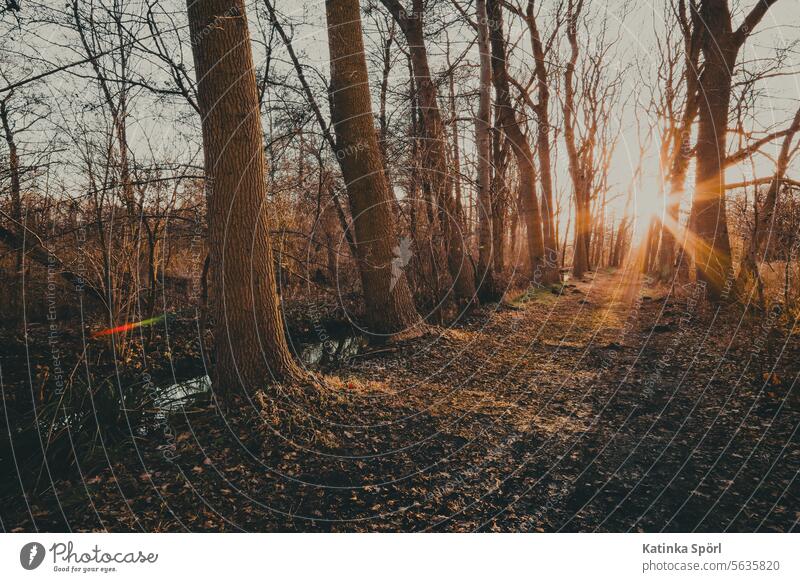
[[5, 268, 798, 532]]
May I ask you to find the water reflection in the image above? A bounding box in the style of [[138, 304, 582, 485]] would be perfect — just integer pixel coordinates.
[[297, 334, 366, 368], [156, 332, 366, 409], [157, 374, 211, 411]]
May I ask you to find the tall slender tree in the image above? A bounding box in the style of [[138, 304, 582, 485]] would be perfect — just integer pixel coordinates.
[[474, 0, 497, 299], [654, 0, 702, 282], [380, 0, 478, 307], [325, 0, 421, 337], [525, 0, 561, 277], [487, 0, 551, 283], [563, 0, 591, 279]]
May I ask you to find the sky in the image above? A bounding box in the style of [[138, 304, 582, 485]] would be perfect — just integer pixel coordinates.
[[1, 0, 798, 243], [265, 0, 800, 235]]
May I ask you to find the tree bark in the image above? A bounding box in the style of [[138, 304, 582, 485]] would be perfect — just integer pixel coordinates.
[[187, 0, 303, 395], [564, 0, 591, 279], [326, 0, 421, 337], [474, 0, 498, 300], [526, 0, 560, 278], [690, 0, 779, 300], [690, 0, 736, 299], [381, 0, 478, 307], [487, 0, 551, 284], [491, 121, 509, 275]]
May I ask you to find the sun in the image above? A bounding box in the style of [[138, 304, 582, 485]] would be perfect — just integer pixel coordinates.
[[631, 171, 665, 243]]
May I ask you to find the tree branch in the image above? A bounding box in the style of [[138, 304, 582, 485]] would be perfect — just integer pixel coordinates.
[[734, 0, 780, 47], [725, 176, 800, 190], [725, 127, 795, 167]]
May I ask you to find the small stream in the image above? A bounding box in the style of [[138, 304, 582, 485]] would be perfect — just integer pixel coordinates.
[[158, 329, 367, 409], [294, 333, 367, 369]]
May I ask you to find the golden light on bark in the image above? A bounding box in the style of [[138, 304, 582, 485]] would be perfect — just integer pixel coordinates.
[[631, 169, 666, 244]]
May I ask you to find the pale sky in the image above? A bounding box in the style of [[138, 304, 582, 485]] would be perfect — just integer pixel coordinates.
[[1, 0, 798, 243]]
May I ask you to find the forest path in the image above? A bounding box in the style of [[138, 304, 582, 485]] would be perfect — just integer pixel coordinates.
[[6, 268, 798, 533], [341, 265, 799, 532]]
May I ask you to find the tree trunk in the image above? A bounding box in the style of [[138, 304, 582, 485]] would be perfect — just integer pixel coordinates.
[[526, 0, 560, 276], [564, 0, 591, 280], [325, 0, 421, 338], [0, 96, 23, 314], [474, 0, 497, 300], [690, 2, 734, 299], [487, 0, 551, 285], [378, 22, 395, 193], [572, 194, 592, 277], [382, 0, 478, 308], [491, 117, 508, 275], [187, 0, 303, 395], [656, 2, 701, 283], [689, 0, 778, 300], [562, 196, 572, 268]]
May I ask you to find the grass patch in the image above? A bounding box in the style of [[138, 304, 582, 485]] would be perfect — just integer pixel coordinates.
[[510, 283, 564, 306]]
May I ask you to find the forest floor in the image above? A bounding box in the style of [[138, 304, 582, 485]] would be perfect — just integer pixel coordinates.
[[3, 267, 799, 532]]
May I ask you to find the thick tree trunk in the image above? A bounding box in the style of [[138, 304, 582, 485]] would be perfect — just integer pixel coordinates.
[[187, 0, 303, 395], [571, 190, 592, 278], [487, 0, 551, 285], [382, 0, 478, 308], [690, 1, 737, 300], [325, 0, 421, 338], [689, 0, 779, 300]]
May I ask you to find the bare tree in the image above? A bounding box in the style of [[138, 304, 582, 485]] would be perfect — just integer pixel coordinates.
[[521, 0, 562, 277], [186, 0, 304, 395], [325, 0, 421, 337], [563, 0, 590, 278], [651, 0, 703, 282], [487, 0, 552, 284], [475, 0, 498, 299], [736, 104, 800, 301], [689, 0, 780, 301], [562, 0, 622, 279], [381, 0, 478, 308]]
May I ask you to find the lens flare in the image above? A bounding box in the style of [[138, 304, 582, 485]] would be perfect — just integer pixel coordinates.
[[91, 314, 167, 338]]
